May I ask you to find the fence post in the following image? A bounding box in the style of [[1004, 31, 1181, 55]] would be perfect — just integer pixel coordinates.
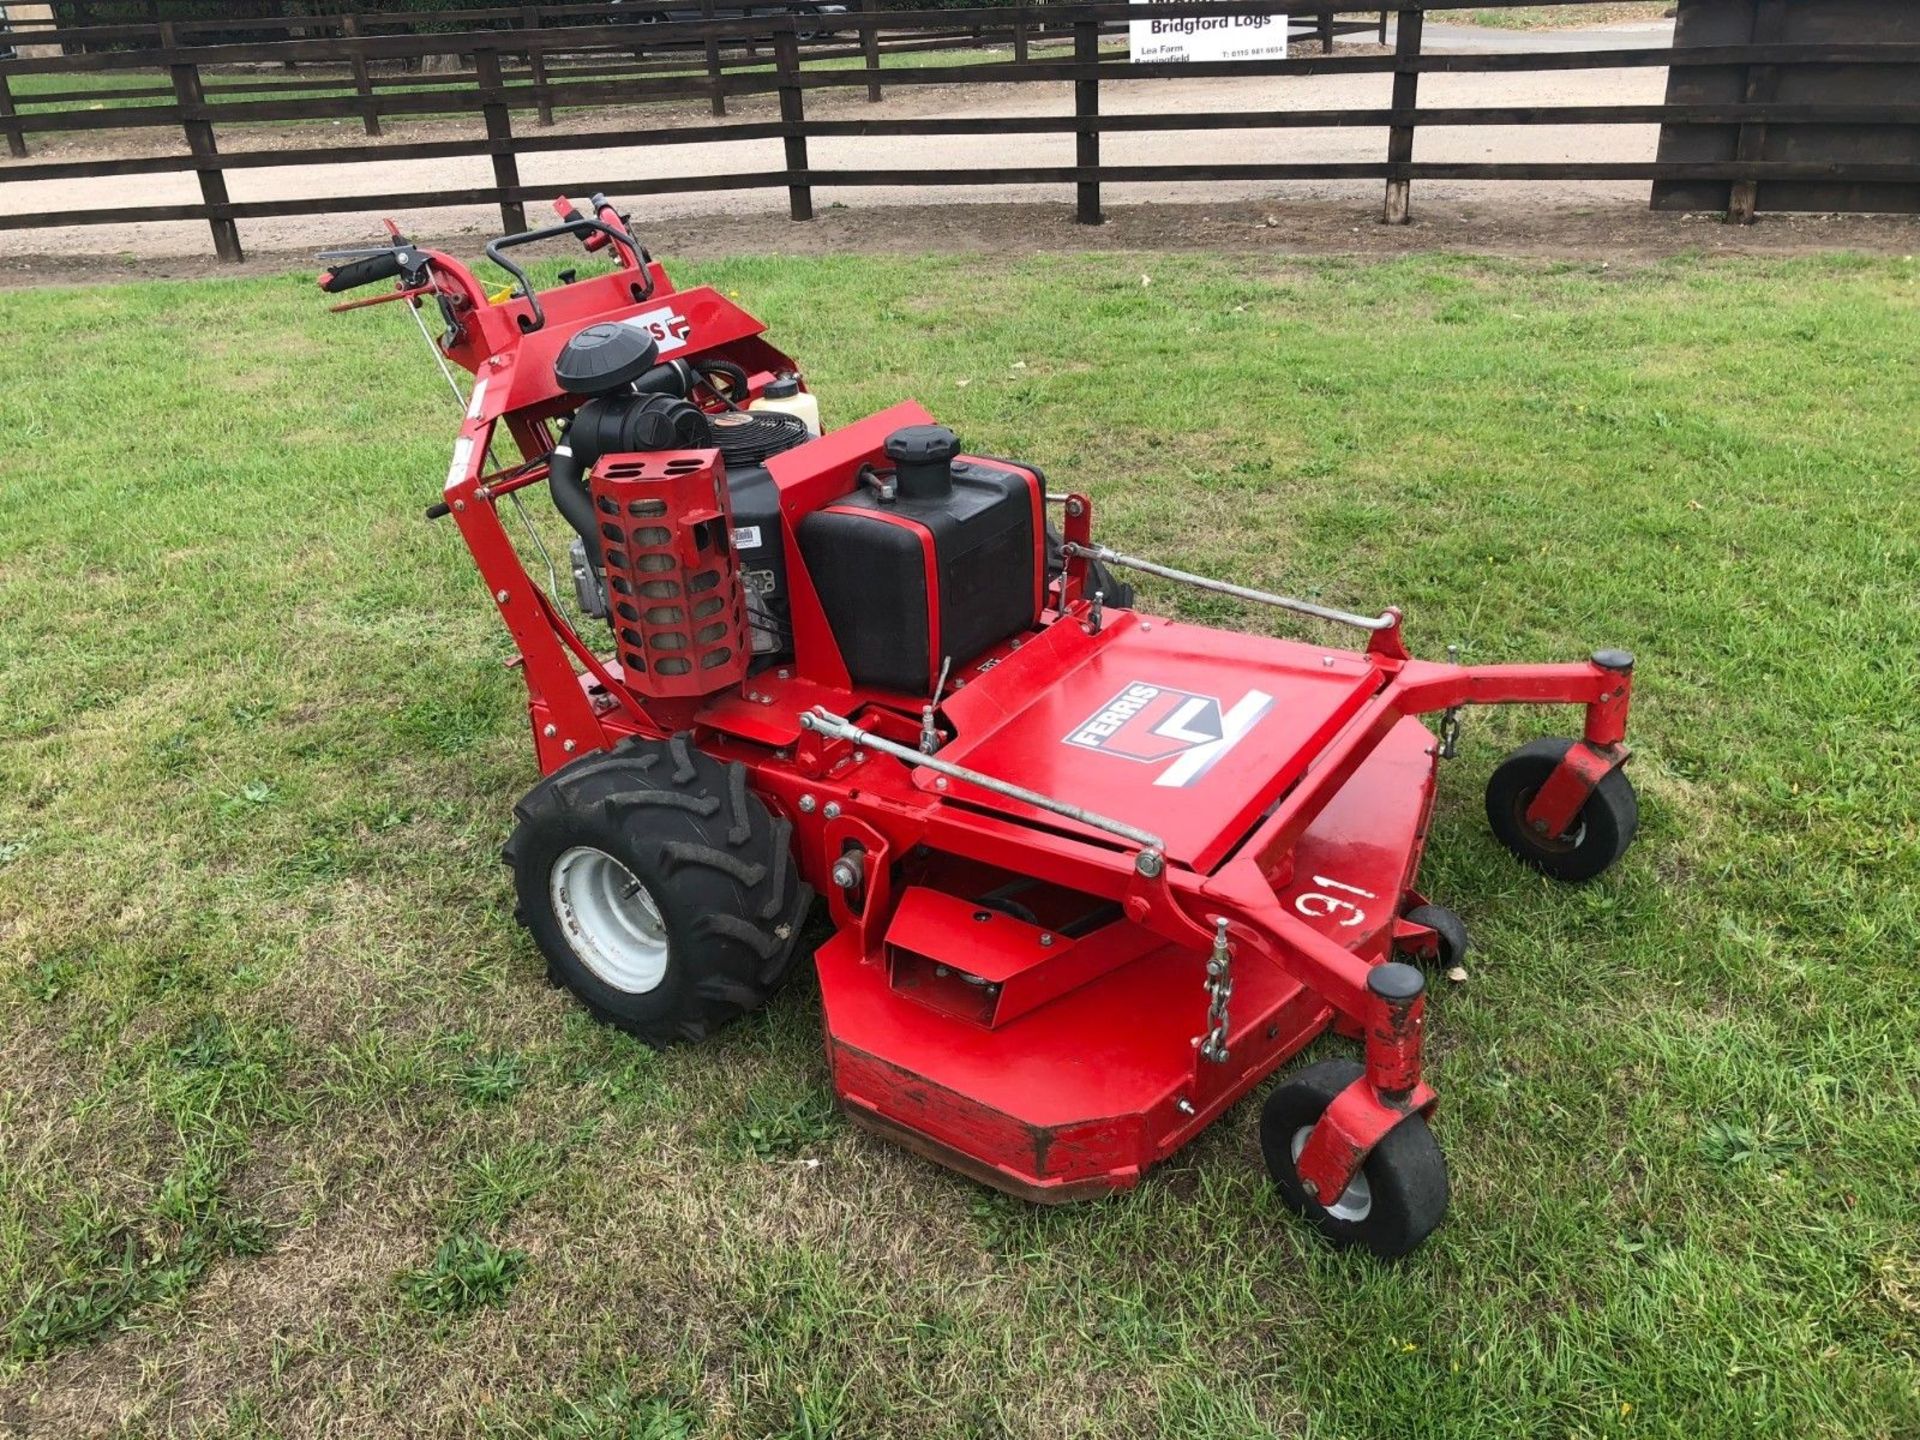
[[1073, 18, 1100, 224], [1382, 7, 1421, 224], [1378, 9, 1388, 44], [1318, 8, 1334, 54], [1013, 1, 1029, 65], [523, 6, 554, 126], [1727, 0, 1788, 225], [164, 27, 243, 263], [0, 73, 26, 160], [473, 45, 526, 234], [860, 0, 883, 103], [340, 14, 381, 137], [700, 0, 726, 117], [774, 26, 812, 220]]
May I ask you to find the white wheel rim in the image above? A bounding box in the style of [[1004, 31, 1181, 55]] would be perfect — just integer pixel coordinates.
[[1292, 1124, 1373, 1223], [549, 846, 671, 993]]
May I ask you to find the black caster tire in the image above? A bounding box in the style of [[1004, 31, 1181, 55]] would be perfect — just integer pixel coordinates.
[[1484, 737, 1638, 884], [502, 734, 812, 1048], [1401, 904, 1469, 972], [1260, 1059, 1449, 1259]]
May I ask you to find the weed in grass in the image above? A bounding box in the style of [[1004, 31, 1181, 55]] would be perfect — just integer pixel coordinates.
[[456, 1050, 528, 1105], [1699, 1115, 1802, 1171], [493, 1382, 701, 1440], [398, 1233, 527, 1316], [730, 1084, 839, 1162]]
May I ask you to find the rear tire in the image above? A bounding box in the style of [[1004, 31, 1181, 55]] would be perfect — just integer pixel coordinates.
[[503, 734, 812, 1047]]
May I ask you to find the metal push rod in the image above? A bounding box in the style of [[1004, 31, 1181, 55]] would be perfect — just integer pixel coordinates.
[[800, 707, 1166, 853], [1061, 541, 1398, 632]]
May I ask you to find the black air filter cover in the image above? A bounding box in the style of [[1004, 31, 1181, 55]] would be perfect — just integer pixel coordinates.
[[554, 321, 660, 396], [708, 409, 812, 467]]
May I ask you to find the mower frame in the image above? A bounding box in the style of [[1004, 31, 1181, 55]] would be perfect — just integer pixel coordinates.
[[325, 205, 1639, 1224]]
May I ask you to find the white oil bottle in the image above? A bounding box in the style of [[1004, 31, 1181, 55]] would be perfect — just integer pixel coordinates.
[[749, 373, 822, 436]]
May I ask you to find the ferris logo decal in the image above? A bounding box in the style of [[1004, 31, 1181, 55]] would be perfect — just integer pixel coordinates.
[[1064, 682, 1274, 789], [621, 305, 692, 355]]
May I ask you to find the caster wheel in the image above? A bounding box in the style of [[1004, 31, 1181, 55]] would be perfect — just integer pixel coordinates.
[[1485, 737, 1638, 884], [1260, 1059, 1448, 1259], [1401, 904, 1469, 972]]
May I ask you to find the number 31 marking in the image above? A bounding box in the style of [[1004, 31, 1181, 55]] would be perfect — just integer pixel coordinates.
[[1294, 874, 1377, 928]]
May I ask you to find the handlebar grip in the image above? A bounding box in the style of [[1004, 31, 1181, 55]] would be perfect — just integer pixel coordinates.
[[554, 197, 611, 252], [320, 250, 406, 294]]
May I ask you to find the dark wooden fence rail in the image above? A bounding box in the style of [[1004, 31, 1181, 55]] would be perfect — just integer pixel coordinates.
[[7, 0, 1385, 52], [1, 0, 1916, 261], [0, 1, 1384, 145]]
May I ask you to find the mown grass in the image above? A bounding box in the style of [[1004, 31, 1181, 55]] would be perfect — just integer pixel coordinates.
[[0, 249, 1916, 1437]]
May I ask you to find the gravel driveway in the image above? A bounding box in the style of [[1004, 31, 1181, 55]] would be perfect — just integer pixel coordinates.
[[0, 20, 1679, 260]]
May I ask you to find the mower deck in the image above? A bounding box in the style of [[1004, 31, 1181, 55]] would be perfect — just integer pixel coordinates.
[[932, 608, 1387, 871], [817, 711, 1440, 1200]]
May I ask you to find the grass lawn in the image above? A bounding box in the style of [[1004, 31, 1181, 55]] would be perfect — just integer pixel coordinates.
[[1, 248, 1917, 1438]]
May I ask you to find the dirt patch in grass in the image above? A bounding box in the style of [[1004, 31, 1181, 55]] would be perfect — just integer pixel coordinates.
[[1434, 3, 1673, 26], [3, 198, 1918, 292]]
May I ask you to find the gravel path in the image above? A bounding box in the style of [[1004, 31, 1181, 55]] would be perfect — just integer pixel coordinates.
[[0, 20, 1688, 261]]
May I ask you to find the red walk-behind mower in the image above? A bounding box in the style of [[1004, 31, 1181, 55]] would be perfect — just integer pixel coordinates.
[[320, 197, 1641, 1257]]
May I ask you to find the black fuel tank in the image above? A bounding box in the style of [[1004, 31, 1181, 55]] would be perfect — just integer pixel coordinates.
[[797, 455, 1040, 694]]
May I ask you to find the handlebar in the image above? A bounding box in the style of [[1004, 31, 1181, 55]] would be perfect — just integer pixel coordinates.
[[318, 249, 411, 294], [484, 213, 651, 333]]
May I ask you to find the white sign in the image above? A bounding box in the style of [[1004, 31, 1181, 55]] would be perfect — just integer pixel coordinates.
[[1128, 2, 1288, 63]]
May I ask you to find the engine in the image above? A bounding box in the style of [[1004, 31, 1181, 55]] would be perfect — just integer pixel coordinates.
[[548, 320, 1041, 703]]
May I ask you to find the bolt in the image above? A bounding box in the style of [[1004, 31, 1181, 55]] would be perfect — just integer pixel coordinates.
[[1011, 637, 1022, 649], [1066, 498, 1085, 517], [798, 794, 816, 813], [1140, 621, 1152, 631], [454, 499, 466, 512], [934, 777, 948, 790], [823, 802, 841, 820], [1322, 655, 1335, 668], [1301, 1178, 1320, 1200], [854, 752, 867, 764], [1039, 932, 1054, 948], [1175, 1097, 1196, 1116], [1531, 818, 1550, 835], [543, 724, 557, 738], [777, 668, 791, 680], [562, 739, 576, 753], [495, 588, 510, 603], [1135, 848, 1163, 878]]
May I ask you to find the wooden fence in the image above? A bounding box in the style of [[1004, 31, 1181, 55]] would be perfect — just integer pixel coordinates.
[[1, 0, 1917, 263]]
